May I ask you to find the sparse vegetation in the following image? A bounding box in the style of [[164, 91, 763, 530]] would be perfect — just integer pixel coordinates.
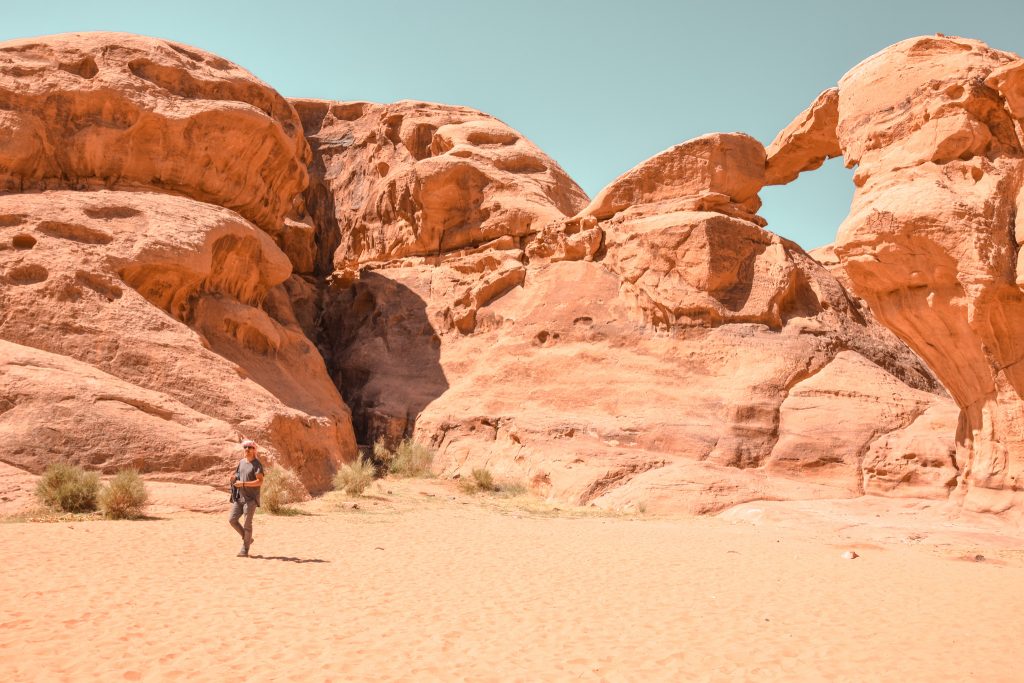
[[333, 455, 376, 496], [471, 468, 497, 492], [36, 462, 100, 513], [261, 466, 308, 514], [98, 469, 149, 519], [458, 467, 528, 497], [371, 438, 435, 478]]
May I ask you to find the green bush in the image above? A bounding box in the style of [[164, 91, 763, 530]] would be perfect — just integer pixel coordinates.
[[36, 462, 99, 513], [372, 438, 435, 478], [333, 455, 376, 496], [99, 469, 149, 519], [261, 466, 308, 514]]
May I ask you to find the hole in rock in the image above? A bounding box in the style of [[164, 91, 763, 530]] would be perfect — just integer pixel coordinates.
[[7, 264, 47, 284], [403, 123, 438, 161], [37, 220, 113, 245], [75, 270, 123, 301], [83, 206, 142, 220], [494, 155, 547, 174], [758, 156, 855, 252], [11, 234, 36, 249], [58, 56, 99, 79], [167, 43, 205, 63], [329, 102, 365, 121], [466, 130, 519, 147]]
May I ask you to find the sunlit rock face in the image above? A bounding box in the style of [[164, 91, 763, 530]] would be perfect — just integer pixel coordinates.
[[296, 104, 954, 513], [0, 30, 979, 513], [0, 33, 355, 493], [824, 36, 1024, 514]]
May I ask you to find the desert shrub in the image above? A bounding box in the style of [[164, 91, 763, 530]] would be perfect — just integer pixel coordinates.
[[261, 466, 308, 514], [471, 468, 497, 492], [372, 438, 435, 478], [333, 456, 376, 496], [36, 462, 99, 513], [459, 467, 527, 496], [98, 469, 149, 519], [499, 480, 528, 497]]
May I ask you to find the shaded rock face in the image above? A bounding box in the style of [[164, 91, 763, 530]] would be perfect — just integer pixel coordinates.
[[303, 110, 956, 513], [0, 34, 355, 493], [771, 35, 1024, 513]]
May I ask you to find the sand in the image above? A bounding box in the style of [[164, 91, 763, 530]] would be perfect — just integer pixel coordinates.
[[1, 480, 1023, 682]]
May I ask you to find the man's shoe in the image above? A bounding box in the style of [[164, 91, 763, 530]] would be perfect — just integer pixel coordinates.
[[237, 547, 249, 557]]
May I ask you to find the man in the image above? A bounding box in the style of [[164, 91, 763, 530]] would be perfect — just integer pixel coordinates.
[[228, 439, 264, 557]]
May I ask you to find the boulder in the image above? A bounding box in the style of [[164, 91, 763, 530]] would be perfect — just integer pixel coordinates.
[[0, 190, 355, 492], [764, 88, 841, 186], [0, 32, 310, 234]]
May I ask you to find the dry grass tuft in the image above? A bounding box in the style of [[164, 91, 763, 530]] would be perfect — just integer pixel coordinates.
[[458, 467, 528, 497], [36, 462, 99, 513], [99, 469, 149, 519], [333, 456, 376, 496], [261, 466, 309, 514], [372, 439, 435, 478]]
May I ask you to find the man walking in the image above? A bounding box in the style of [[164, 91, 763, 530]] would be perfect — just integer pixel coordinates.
[[229, 439, 264, 557]]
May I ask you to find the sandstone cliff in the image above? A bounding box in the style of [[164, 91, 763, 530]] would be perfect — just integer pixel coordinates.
[[8, 31, 1016, 514], [295, 100, 957, 513], [0, 33, 356, 492], [773, 35, 1024, 514]]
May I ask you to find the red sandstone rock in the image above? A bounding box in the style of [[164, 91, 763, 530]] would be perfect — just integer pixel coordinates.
[[292, 98, 587, 274], [0, 32, 310, 234], [0, 31, 976, 514], [0, 190, 355, 492], [765, 88, 841, 186], [309, 118, 955, 513], [824, 35, 1024, 513]]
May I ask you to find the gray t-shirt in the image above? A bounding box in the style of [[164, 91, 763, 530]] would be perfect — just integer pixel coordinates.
[[236, 457, 264, 506]]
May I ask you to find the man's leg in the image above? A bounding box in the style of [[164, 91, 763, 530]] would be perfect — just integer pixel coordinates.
[[241, 500, 257, 552], [228, 500, 246, 543]]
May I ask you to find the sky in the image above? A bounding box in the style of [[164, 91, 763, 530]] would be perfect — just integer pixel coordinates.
[[4, 0, 1024, 250]]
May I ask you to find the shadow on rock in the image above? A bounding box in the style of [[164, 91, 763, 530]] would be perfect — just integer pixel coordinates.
[[321, 270, 449, 446]]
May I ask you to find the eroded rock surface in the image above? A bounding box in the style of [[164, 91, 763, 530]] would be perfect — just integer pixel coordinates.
[[0, 33, 310, 234], [307, 115, 956, 513], [0, 31, 354, 493], [817, 35, 1024, 513], [0, 191, 355, 491]]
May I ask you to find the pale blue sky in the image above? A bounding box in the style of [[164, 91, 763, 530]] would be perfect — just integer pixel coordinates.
[[4, 1, 1023, 249]]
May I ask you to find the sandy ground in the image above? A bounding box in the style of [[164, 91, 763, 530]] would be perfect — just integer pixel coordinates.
[[1, 479, 1023, 682]]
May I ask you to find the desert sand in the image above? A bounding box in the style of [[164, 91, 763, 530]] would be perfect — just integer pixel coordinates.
[[2, 480, 1022, 682]]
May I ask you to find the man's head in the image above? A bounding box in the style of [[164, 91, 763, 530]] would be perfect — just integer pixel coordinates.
[[241, 439, 257, 462]]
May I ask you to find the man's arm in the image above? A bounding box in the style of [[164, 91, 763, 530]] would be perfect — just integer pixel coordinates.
[[236, 472, 264, 488]]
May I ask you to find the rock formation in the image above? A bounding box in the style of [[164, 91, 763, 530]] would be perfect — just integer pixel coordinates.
[[0, 33, 355, 492], [772, 35, 1024, 513], [298, 99, 957, 513], [9, 30, 1015, 514]]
